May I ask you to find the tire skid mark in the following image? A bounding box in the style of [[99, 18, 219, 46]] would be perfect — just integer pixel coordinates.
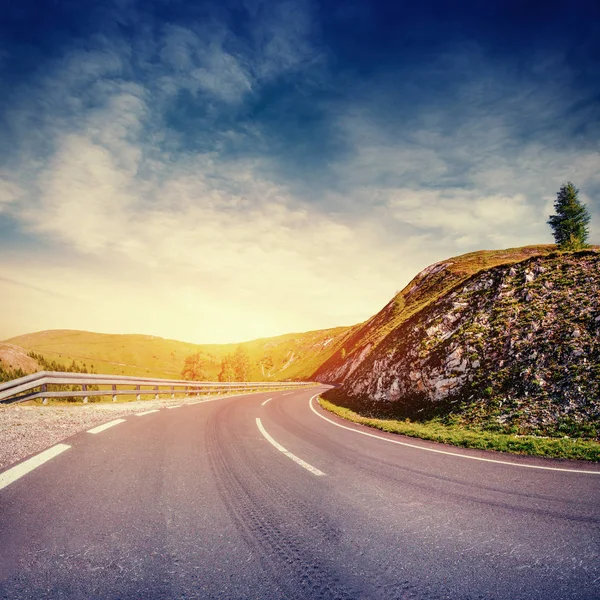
[[205, 402, 358, 600], [241, 450, 434, 600]]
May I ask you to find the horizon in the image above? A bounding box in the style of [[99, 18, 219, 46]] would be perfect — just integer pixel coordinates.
[[1, 0, 598, 344]]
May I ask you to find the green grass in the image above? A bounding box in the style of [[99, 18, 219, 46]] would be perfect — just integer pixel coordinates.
[[319, 397, 600, 462]]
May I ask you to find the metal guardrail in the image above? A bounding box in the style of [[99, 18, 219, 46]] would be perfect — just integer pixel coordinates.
[[0, 371, 315, 405]]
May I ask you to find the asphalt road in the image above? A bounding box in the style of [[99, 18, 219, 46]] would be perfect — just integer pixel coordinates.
[[1, 386, 599, 599]]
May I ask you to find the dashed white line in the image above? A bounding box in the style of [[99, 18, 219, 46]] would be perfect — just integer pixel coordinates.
[[87, 419, 126, 434], [187, 393, 244, 405], [0, 444, 71, 491], [309, 395, 600, 475], [256, 418, 325, 477], [135, 409, 160, 416], [261, 397, 272, 406], [283, 392, 293, 396]]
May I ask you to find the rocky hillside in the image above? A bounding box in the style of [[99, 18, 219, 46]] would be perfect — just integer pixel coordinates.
[[314, 245, 557, 384], [328, 251, 600, 438]]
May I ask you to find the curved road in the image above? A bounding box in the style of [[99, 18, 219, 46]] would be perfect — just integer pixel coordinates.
[[1, 386, 599, 599]]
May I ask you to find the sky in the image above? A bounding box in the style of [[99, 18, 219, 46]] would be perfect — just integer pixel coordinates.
[[1, 0, 599, 344]]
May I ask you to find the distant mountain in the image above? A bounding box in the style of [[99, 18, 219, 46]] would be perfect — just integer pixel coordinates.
[[327, 249, 600, 438]]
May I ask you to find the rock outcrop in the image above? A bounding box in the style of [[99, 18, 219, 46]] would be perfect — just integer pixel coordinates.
[[329, 251, 600, 437], [314, 244, 557, 385]]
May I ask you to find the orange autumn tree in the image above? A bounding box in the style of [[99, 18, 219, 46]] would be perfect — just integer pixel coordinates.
[[181, 351, 208, 381]]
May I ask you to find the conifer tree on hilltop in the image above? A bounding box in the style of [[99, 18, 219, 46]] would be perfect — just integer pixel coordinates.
[[547, 182, 591, 250]]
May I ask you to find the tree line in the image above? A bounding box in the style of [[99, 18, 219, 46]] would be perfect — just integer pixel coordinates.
[[180, 346, 252, 382], [181, 347, 275, 382]]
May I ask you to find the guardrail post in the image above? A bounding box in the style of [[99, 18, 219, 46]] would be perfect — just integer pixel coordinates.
[[112, 384, 117, 402], [136, 385, 141, 401], [155, 385, 159, 401], [82, 383, 88, 403], [171, 386, 174, 399], [42, 383, 48, 405]]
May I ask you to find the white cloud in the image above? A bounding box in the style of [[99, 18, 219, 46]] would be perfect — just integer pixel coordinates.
[[386, 188, 540, 247], [0, 178, 22, 213], [158, 24, 253, 104], [327, 53, 600, 251], [248, 0, 323, 79]]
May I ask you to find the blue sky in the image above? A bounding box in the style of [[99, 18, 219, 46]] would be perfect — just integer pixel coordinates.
[[1, 0, 599, 343]]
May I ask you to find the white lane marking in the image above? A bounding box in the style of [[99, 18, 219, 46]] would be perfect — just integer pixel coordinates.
[[186, 391, 278, 407], [187, 394, 243, 405], [283, 392, 293, 396], [87, 419, 126, 434], [309, 395, 600, 475], [261, 398, 272, 406], [167, 405, 182, 409], [0, 444, 71, 491], [135, 409, 160, 416], [256, 418, 325, 477]]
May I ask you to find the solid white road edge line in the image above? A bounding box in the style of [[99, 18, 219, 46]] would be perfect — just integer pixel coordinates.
[[256, 417, 325, 477], [309, 395, 600, 475], [261, 398, 272, 406], [167, 405, 182, 409], [87, 419, 126, 434], [135, 409, 160, 416], [0, 444, 71, 491]]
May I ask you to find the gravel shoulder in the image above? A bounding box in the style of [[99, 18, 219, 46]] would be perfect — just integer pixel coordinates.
[[0, 396, 223, 471]]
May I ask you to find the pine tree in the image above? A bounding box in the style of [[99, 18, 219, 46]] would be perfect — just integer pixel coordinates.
[[547, 182, 591, 250]]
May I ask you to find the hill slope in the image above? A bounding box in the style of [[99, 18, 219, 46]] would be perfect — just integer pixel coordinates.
[[313, 244, 558, 383], [5, 326, 350, 381], [328, 250, 600, 438]]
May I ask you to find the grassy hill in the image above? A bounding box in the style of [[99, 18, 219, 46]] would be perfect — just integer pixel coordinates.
[[5, 326, 351, 381]]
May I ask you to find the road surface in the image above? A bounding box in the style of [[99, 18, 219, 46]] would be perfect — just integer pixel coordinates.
[[1, 386, 599, 599]]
